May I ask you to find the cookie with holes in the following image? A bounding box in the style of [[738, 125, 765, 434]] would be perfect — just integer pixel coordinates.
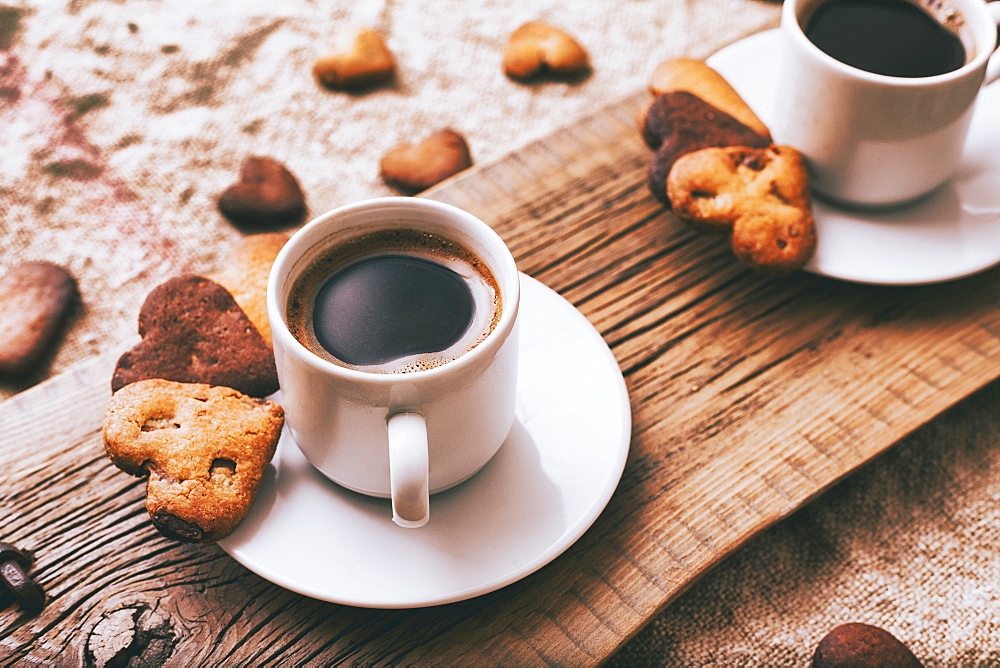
[[667, 144, 817, 274], [103, 378, 284, 543]]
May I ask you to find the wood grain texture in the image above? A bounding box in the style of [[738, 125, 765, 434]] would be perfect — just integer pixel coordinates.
[[1, 90, 998, 665]]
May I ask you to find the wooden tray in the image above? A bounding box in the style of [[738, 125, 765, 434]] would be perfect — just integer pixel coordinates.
[[2, 89, 998, 665]]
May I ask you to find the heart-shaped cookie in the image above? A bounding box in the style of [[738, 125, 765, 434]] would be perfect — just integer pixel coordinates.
[[502, 21, 590, 81], [112, 275, 279, 397], [313, 27, 396, 91], [0, 262, 78, 376], [103, 378, 284, 543], [380, 128, 473, 195], [208, 232, 288, 348], [217, 156, 306, 230]]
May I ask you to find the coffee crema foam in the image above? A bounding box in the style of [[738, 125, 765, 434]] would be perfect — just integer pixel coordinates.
[[917, 0, 975, 57], [286, 228, 502, 374], [901, 0, 977, 63]]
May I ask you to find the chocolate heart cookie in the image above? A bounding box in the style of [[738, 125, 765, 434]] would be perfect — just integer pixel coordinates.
[[112, 275, 279, 397], [217, 156, 306, 230]]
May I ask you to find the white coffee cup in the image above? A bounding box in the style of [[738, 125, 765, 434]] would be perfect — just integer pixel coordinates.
[[267, 197, 520, 528], [772, 0, 1000, 207]]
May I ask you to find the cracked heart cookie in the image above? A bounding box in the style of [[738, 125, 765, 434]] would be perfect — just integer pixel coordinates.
[[667, 145, 817, 274], [103, 379, 283, 543], [112, 275, 279, 397]]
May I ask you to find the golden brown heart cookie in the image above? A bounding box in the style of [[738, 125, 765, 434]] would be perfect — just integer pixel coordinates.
[[217, 156, 306, 230], [103, 379, 284, 543], [379, 128, 473, 195], [112, 275, 279, 397], [208, 233, 288, 348], [313, 27, 396, 91], [502, 21, 590, 81], [667, 145, 817, 274]]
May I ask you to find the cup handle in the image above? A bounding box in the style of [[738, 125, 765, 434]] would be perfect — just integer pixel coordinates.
[[386, 412, 430, 528], [987, 1, 1000, 85]]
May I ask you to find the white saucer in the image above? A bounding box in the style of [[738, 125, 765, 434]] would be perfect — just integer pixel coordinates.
[[218, 274, 631, 608], [707, 29, 1000, 285]]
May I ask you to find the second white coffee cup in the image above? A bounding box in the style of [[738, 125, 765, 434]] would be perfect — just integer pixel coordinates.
[[772, 0, 1000, 207], [267, 198, 520, 528]]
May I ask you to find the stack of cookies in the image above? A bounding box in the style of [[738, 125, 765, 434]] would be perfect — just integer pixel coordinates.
[[641, 59, 817, 275], [102, 234, 288, 543]]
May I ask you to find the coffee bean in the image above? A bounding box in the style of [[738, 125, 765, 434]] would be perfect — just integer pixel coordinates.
[[0, 542, 46, 616]]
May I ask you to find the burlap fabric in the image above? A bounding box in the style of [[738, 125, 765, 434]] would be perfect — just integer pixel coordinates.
[[2, 1, 998, 664], [609, 380, 1000, 666], [0, 0, 777, 396]]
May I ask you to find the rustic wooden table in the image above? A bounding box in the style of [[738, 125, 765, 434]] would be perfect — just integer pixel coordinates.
[[1, 90, 998, 665]]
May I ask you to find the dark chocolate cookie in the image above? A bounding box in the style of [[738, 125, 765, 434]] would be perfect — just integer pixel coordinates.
[[112, 275, 278, 397]]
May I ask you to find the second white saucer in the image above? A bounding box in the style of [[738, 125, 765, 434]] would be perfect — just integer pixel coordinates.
[[218, 273, 631, 608]]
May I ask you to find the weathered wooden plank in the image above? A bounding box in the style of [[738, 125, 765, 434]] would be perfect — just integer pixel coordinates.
[[1, 85, 998, 665]]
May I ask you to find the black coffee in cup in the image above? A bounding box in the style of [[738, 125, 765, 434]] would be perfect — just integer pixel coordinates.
[[805, 0, 970, 77], [286, 228, 501, 373]]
